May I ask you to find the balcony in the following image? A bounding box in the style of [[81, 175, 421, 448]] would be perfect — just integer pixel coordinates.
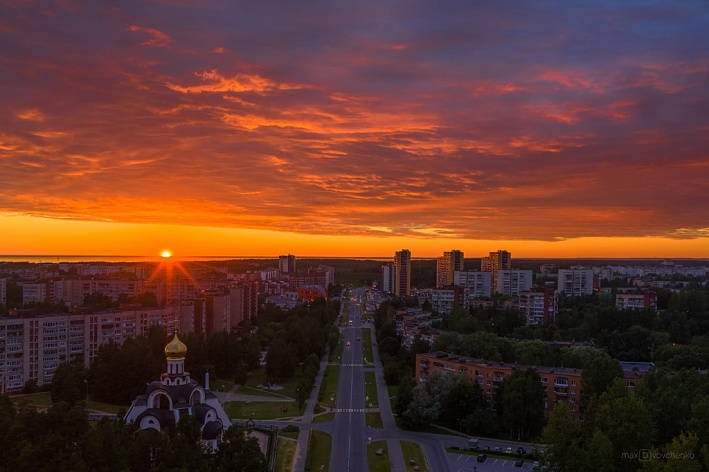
[[553, 387, 568, 396]]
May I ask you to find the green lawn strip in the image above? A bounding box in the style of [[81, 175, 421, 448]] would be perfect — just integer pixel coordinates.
[[312, 412, 336, 423], [361, 328, 373, 364], [401, 441, 429, 472], [10, 392, 53, 406], [328, 334, 345, 363], [278, 425, 300, 440], [339, 304, 350, 327], [11, 393, 124, 415], [275, 437, 297, 472], [365, 412, 383, 428], [366, 440, 392, 472], [317, 364, 340, 408], [305, 430, 332, 472], [364, 371, 378, 407], [223, 400, 297, 420], [243, 366, 309, 401], [211, 378, 234, 392], [387, 385, 399, 411]]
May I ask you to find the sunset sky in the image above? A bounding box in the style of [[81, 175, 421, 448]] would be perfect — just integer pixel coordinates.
[[1, 1, 708, 258]]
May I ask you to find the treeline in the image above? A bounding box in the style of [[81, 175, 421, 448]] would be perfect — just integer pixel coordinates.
[[432, 286, 709, 369], [0, 397, 267, 472], [46, 297, 340, 407], [257, 297, 340, 383], [541, 361, 709, 471]]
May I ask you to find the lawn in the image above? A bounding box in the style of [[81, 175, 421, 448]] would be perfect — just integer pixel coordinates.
[[210, 378, 234, 392], [279, 425, 301, 440], [312, 412, 336, 423], [401, 441, 429, 472], [387, 385, 399, 411], [243, 366, 305, 401], [367, 440, 392, 472], [223, 400, 297, 420], [305, 430, 332, 472], [365, 412, 383, 428], [364, 371, 378, 407], [275, 437, 297, 472], [361, 328, 374, 364], [11, 393, 125, 415], [317, 365, 340, 408], [10, 392, 53, 406], [328, 334, 345, 363]]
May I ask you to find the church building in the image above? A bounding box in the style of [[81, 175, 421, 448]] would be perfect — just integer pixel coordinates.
[[124, 326, 231, 450]]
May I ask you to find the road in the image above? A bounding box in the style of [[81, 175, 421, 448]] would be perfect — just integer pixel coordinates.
[[328, 294, 367, 471], [243, 287, 538, 472]]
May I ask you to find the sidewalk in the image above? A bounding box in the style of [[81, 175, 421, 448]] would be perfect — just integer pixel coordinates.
[[292, 346, 331, 471]]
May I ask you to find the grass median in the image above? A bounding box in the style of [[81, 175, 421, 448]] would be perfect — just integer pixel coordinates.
[[305, 430, 332, 472], [367, 440, 392, 472], [401, 441, 429, 472]]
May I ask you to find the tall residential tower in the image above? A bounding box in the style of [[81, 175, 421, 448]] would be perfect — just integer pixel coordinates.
[[436, 250, 464, 288], [395, 249, 411, 297]]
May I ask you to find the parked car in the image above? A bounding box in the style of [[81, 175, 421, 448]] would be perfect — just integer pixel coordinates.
[[482, 446, 490, 451], [532, 461, 540, 471], [515, 459, 524, 467], [506, 447, 513, 454], [476, 454, 487, 463], [494, 446, 502, 452], [517, 447, 526, 455]]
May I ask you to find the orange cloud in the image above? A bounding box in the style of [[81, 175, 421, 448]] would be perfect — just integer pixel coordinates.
[[127, 25, 173, 48]]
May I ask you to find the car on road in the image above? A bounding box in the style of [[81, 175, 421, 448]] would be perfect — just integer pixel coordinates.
[[357, 337, 360, 341], [476, 454, 487, 462], [515, 459, 524, 467], [346, 341, 351, 346]]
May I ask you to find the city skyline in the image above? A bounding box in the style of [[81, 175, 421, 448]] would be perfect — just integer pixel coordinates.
[[2, 2, 708, 258]]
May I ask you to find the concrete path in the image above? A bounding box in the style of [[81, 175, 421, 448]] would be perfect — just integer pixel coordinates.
[[292, 346, 331, 471]]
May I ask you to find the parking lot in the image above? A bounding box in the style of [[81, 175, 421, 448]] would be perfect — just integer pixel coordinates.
[[449, 452, 533, 471]]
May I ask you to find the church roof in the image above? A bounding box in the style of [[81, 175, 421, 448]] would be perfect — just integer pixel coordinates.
[[165, 330, 187, 360]]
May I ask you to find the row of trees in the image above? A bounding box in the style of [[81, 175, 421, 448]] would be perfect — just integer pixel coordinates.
[[0, 398, 267, 472], [542, 363, 709, 471]]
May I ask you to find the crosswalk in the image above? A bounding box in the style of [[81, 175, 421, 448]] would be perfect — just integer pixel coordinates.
[[340, 363, 365, 367], [334, 408, 367, 413]]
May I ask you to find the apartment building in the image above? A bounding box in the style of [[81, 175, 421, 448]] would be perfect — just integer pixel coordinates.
[[416, 351, 646, 420], [519, 288, 558, 325], [395, 249, 411, 297], [496, 269, 533, 296], [481, 250, 511, 293], [0, 304, 192, 393], [454, 270, 492, 298], [616, 290, 657, 311], [381, 262, 396, 294], [436, 250, 464, 288], [558, 267, 594, 296], [279, 254, 296, 275]]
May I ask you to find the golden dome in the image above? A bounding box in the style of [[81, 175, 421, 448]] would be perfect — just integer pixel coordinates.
[[165, 331, 187, 360]]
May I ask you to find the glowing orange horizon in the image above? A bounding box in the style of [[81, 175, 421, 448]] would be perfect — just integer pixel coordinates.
[[1, 213, 707, 260]]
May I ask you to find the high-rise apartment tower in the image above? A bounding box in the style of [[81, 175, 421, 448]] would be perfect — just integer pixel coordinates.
[[395, 249, 411, 297], [481, 250, 511, 293], [436, 250, 464, 288]]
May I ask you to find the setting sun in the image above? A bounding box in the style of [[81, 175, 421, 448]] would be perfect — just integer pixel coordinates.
[[161, 251, 172, 258]]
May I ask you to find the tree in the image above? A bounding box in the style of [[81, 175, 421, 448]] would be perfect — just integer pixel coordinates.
[[496, 368, 545, 439], [580, 355, 623, 411], [51, 363, 88, 404], [541, 402, 583, 471]]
